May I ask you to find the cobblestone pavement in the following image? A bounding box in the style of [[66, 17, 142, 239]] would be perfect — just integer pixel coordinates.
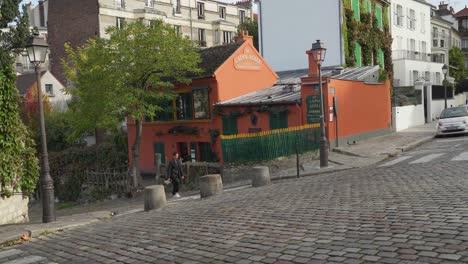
[[2, 137, 468, 263]]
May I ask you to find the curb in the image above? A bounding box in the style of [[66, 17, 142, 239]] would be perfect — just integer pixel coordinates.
[[271, 165, 353, 182], [396, 136, 434, 152], [0, 211, 112, 247]]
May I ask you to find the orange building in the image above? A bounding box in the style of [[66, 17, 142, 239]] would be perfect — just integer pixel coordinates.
[[128, 37, 392, 170]]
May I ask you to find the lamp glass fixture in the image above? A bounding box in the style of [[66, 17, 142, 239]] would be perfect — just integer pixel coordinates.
[[311, 40, 327, 63]]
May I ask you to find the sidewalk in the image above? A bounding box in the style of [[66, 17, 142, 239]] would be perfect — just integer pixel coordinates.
[[0, 122, 436, 246]]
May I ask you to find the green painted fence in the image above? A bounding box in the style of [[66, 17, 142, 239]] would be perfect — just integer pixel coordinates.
[[221, 124, 321, 163]]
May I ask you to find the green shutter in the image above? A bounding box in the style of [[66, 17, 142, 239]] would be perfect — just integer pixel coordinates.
[[355, 43, 362, 67], [378, 48, 384, 68], [270, 112, 288, 130], [376, 6, 383, 29], [352, 0, 360, 21], [199, 142, 212, 162], [222, 116, 238, 135]]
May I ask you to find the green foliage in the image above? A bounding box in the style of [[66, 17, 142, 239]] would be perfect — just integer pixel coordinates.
[[0, 66, 39, 197], [49, 139, 128, 202], [63, 20, 202, 187], [0, 2, 30, 66], [237, 17, 259, 51], [342, 0, 392, 81], [449, 47, 468, 81]]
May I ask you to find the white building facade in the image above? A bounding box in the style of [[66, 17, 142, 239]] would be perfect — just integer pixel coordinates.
[[390, 0, 445, 87]]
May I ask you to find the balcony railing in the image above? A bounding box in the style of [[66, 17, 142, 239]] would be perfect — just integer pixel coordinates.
[[392, 50, 432, 62]]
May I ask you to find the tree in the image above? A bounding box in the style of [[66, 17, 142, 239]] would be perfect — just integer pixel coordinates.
[[0, 0, 30, 67], [237, 16, 259, 51], [0, 1, 38, 198], [63, 20, 201, 188], [449, 47, 468, 81]]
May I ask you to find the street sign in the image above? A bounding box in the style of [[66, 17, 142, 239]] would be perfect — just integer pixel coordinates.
[[306, 95, 321, 124]]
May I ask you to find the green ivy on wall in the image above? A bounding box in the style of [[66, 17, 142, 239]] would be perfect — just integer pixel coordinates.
[[342, 0, 393, 81]]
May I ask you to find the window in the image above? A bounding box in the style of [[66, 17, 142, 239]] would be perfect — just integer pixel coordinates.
[[425, 71, 430, 82], [198, 28, 206, 47], [462, 39, 468, 49], [153, 100, 174, 122], [193, 88, 210, 119], [239, 10, 246, 24], [145, 0, 153, 7], [462, 19, 468, 29], [436, 72, 441, 85], [412, 70, 419, 83], [421, 41, 427, 54], [197, 2, 205, 19], [410, 39, 416, 52], [375, 6, 383, 29], [222, 116, 238, 135], [408, 9, 416, 30], [395, 5, 403, 27], [223, 31, 232, 44], [420, 13, 425, 33], [219, 6, 226, 19], [45, 84, 54, 96], [115, 0, 124, 8], [433, 27, 438, 47], [174, 25, 181, 35], [352, 0, 360, 21], [270, 112, 288, 130], [175, 0, 181, 14], [116, 17, 125, 29], [176, 93, 192, 120], [440, 30, 445, 48]]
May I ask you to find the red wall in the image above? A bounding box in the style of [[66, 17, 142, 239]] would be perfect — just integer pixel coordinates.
[[301, 78, 391, 141]]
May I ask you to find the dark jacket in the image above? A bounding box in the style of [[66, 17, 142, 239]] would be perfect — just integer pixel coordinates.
[[167, 159, 183, 180]]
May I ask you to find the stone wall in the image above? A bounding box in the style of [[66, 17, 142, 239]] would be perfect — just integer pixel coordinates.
[[0, 194, 29, 225]]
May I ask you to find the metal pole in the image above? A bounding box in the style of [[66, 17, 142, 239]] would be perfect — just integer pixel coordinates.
[[35, 65, 55, 223], [318, 63, 329, 168], [444, 73, 447, 109], [295, 140, 299, 178]]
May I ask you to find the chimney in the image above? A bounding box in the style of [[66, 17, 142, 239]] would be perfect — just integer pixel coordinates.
[[306, 49, 319, 76], [439, 1, 448, 11], [236, 30, 253, 45]]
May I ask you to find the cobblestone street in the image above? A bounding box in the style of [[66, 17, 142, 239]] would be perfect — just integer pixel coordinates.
[[2, 138, 468, 263]]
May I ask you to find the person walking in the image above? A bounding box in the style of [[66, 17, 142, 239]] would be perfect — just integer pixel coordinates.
[[167, 152, 184, 198]]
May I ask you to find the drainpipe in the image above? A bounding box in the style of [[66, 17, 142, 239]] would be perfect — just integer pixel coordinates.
[[189, 0, 193, 41], [254, 0, 263, 56]]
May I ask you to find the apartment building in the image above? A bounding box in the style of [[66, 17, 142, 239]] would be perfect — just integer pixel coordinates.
[[48, 0, 251, 84], [390, 0, 446, 87], [454, 6, 468, 68]]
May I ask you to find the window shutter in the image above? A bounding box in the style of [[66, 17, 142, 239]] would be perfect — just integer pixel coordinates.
[[185, 93, 193, 120]]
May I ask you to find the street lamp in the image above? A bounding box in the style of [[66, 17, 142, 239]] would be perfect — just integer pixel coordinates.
[[442, 64, 448, 109], [311, 40, 328, 168], [26, 33, 55, 223]]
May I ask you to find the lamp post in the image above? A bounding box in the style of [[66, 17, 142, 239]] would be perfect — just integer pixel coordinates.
[[26, 33, 55, 223], [442, 64, 448, 109], [311, 40, 328, 168]]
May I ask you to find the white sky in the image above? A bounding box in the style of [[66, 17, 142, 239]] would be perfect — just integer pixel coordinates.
[[22, 0, 468, 16]]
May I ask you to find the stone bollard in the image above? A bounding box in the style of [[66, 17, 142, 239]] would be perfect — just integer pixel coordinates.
[[144, 185, 167, 211], [251, 166, 271, 187], [199, 174, 223, 198]]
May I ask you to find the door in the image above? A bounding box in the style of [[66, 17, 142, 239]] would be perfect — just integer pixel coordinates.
[[154, 142, 165, 164]]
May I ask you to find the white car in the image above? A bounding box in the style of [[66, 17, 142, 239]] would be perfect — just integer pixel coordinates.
[[436, 105, 468, 137]]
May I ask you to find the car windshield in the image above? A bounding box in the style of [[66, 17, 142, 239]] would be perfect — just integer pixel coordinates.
[[440, 106, 468, 119]]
